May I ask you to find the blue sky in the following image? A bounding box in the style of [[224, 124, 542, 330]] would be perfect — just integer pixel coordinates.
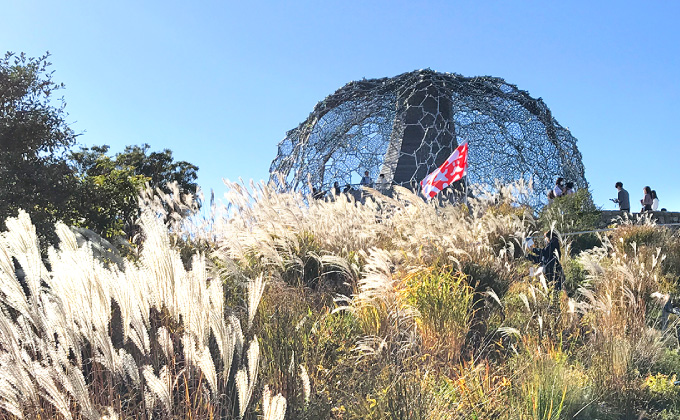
[[3, 1, 679, 211]]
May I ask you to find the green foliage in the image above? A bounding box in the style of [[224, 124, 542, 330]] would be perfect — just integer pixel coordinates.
[[0, 52, 200, 247], [69, 148, 148, 239], [340, 368, 443, 420], [643, 373, 680, 414], [610, 223, 663, 252], [510, 350, 592, 420], [608, 224, 680, 288], [404, 267, 474, 362], [68, 144, 199, 241], [111, 143, 198, 196], [253, 280, 363, 419], [0, 51, 77, 242], [563, 257, 588, 294], [652, 348, 680, 377], [539, 189, 601, 254]]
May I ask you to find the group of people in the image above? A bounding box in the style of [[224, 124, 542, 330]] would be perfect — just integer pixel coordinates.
[[612, 182, 661, 213], [547, 178, 663, 214], [360, 171, 389, 193], [547, 177, 575, 201], [311, 170, 390, 200]]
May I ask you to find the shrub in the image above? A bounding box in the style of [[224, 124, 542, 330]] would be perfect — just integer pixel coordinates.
[[403, 267, 474, 363], [643, 373, 680, 415], [539, 189, 601, 254], [563, 257, 588, 295], [509, 345, 592, 419]]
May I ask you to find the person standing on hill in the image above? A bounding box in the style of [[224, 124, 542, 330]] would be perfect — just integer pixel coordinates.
[[641, 186, 653, 212], [614, 182, 630, 213], [652, 190, 659, 211], [553, 177, 565, 197], [376, 174, 388, 194], [528, 230, 564, 291], [360, 170, 373, 188]]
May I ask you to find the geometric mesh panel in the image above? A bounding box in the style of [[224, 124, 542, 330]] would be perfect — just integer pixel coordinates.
[[269, 69, 587, 205]]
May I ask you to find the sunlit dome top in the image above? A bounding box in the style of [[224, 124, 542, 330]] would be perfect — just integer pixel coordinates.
[[270, 69, 586, 204]]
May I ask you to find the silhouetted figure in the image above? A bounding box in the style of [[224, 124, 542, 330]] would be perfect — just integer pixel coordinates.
[[333, 182, 341, 196], [564, 181, 575, 195], [641, 186, 653, 212], [661, 295, 680, 330], [312, 187, 324, 200], [528, 231, 564, 291], [613, 182, 630, 212], [547, 189, 556, 202]]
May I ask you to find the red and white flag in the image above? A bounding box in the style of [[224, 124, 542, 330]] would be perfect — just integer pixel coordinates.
[[420, 141, 469, 200]]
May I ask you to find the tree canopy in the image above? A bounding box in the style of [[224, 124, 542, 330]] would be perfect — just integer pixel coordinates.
[[0, 52, 200, 245], [69, 144, 199, 240], [0, 52, 77, 239]]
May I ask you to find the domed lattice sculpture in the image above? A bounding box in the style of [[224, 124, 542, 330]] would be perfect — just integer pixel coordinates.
[[269, 69, 587, 203]]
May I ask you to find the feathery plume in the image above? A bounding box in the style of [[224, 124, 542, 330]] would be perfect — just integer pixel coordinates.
[[247, 274, 266, 330], [262, 385, 287, 420]]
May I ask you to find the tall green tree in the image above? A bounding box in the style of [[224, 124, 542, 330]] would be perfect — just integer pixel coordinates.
[[69, 144, 199, 241], [114, 144, 199, 197], [69, 145, 147, 240], [0, 52, 77, 240], [1, 52, 201, 246]]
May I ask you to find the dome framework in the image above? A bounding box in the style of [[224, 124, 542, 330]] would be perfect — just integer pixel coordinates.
[[270, 69, 586, 204]]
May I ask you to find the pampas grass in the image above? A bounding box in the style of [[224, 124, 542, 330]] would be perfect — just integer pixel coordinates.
[[0, 209, 279, 419], [3, 177, 680, 418]]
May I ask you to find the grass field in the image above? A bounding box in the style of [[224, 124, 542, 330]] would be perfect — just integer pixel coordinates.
[[1, 182, 680, 419]]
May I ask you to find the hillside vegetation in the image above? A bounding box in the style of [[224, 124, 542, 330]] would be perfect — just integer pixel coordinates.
[[1, 183, 680, 419]]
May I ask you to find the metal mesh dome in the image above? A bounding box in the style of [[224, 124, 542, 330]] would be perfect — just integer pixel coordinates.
[[269, 69, 587, 203]]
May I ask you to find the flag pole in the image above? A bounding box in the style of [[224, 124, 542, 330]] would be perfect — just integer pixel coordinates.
[[465, 173, 468, 206], [464, 143, 469, 206]]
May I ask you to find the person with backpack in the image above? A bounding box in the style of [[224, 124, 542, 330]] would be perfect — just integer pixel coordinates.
[[527, 230, 564, 291]]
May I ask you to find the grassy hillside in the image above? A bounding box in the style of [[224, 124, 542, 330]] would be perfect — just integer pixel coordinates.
[[1, 183, 680, 419]]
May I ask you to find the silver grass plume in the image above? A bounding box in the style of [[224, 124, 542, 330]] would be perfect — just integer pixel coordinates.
[[2, 211, 45, 308], [235, 337, 260, 418], [157, 326, 174, 360], [235, 369, 250, 419], [100, 407, 120, 420], [142, 365, 173, 413], [299, 364, 310, 407], [197, 345, 218, 394], [66, 368, 99, 420], [262, 385, 287, 420], [247, 273, 266, 329], [210, 312, 239, 380], [31, 363, 72, 420]]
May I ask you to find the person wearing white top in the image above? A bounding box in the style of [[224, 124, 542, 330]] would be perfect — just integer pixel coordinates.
[[553, 177, 565, 197], [652, 190, 659, 211]]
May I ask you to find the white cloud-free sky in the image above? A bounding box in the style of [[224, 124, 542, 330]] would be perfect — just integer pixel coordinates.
[[3, 1, 679, 210]]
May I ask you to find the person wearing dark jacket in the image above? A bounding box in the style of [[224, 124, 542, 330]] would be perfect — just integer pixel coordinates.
[[528, 231, 564, 291], [641, 186, 653, 212], [614, 182, 630, 212]]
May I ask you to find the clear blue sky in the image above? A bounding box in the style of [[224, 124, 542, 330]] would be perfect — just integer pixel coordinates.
[[3, 1, 679, 211]]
